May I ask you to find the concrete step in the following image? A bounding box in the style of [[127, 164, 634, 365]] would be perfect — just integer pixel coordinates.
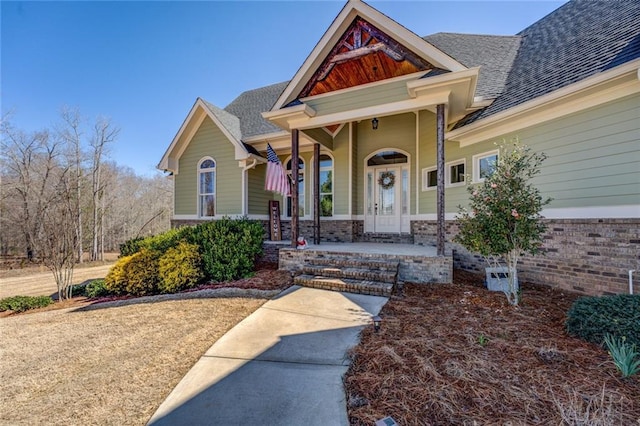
[[293, 274, 394, 297], [300, 265, 397, 284], [360, 233, 414, 244]]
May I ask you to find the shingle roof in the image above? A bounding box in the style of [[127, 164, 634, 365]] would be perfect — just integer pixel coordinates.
[[457, 0, 640, 127], [200, 99, 242, 141], [224, 81, 290, 139], [423, 33, 521, 100]]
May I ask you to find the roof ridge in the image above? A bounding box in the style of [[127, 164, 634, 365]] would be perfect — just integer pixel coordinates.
[[425, 32, 521, 39]]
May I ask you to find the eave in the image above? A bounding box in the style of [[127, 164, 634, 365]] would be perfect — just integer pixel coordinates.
[[447, 59, 640, 147]]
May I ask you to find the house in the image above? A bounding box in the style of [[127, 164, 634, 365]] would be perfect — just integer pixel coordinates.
[[158, 0, 640, 295]]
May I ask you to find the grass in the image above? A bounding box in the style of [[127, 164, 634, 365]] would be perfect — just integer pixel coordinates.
[[0, 268, 292, 425], [344, 270, 640, 424]]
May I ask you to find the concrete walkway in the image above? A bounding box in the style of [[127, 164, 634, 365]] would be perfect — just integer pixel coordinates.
[[148, 285, 388, 426]]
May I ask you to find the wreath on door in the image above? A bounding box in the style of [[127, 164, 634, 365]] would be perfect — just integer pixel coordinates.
[[378, 171, 395, 190]]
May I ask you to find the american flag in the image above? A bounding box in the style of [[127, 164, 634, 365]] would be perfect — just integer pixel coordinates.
[[265, 144, 291, 197]]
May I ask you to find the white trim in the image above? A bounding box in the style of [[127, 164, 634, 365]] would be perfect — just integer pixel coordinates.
[[270, 0, 466, 111], [472, 150, 498, 183], [415, 111, 420, 215], [173, 214, 204, 221], [542, 205, 640, 219], [348, 122, 353, 216], [422, 166, 437, 191], [300, 71, 428, 103], [246, 214, 270, 221], [446, 158, 466, 187], [242, 131, 290, 143], [197, 157, 216, 218], [447, 60, 640, 146]]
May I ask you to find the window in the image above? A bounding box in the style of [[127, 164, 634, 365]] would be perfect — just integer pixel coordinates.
[[319, 154, 333, 217], [286, 157, 304, 217], [198, 158, 216, 217], [422, 166, 437, 191], [473, 150, 499, 182], [422, 159, 465, 191], [448, 159, 466, 186]]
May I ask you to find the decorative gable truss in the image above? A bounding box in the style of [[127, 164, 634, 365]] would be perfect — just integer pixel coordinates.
[[299, 18, 438, 98]]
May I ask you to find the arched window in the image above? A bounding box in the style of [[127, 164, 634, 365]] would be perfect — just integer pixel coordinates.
[[286, 157, 304, 217], [198, 158, 216, 217], [319, 154, 333, 217]]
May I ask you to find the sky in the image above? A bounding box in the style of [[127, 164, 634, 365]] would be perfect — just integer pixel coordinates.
[[2, 0, 566, 177]]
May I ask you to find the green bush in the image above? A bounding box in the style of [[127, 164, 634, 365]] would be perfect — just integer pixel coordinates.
[[158, 242, 204, 293], [119, 236, 146, 257], [85, 279, 111, 298], [0, 295, 53, 313], [566, 294, 640, 347], [187, 217, 263, 282], [70, 284, 87, 297], [124, 249, 161, 296], [104, 255, 133, 295]]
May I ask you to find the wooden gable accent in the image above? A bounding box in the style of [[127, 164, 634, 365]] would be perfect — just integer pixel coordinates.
[[298, 17, 435, 99]]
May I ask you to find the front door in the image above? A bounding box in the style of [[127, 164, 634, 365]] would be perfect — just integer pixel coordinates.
[[365, 165, 408, 233]]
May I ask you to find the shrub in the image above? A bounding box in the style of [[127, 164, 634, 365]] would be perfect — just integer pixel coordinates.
[[85, 279, 111, 298], [70, 284, 87, 297], [187, 217, 263, 282], [565, 294, 640, 347], [454, 141, 552, 306], [124, 249, 161, 296], [119, 236, 145, 257], [104, 255, 133, 295], [158, 242, 204, 293], [0, 295, 53, 313]]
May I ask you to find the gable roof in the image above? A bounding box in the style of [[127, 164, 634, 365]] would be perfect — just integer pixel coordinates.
[[224, 81, 290, 139], [200, 99, 242, 141], [270, 0, 466, 111], [424, 33, 521, 100], [457, 0, 640, 127]]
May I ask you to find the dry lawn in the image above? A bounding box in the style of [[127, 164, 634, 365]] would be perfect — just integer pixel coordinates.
[[344, 271, 640, 425], [0, 269, 292, 425]]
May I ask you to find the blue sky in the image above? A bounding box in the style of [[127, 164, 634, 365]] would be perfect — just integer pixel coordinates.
[[2, 0, 565, 176]]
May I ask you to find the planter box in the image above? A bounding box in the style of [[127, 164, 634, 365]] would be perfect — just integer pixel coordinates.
[[485, 267, 518, 292]]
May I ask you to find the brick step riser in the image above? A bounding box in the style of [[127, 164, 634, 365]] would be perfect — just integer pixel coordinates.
[[305, 258, 399, 271], [293, 276, 392, 297], [300, 267, 397, 284]]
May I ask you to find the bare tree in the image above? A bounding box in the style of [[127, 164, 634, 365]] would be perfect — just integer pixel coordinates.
[[89, 117, 119, 261], [58, 106, 85, 263]]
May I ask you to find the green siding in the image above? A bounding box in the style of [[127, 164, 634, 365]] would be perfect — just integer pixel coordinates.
[[332, 125, 350, 215], [305, 79, 411, 116], [418, 93, 640, 214], [355, 113, 416, 215], [174, 117, 242, 216], [248, 164, 272, 216]]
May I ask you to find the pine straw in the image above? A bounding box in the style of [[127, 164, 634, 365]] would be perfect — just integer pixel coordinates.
[[344, 270, 640, 425], [0, 268, 292, 425]]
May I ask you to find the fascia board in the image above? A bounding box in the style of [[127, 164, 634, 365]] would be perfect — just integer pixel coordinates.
[[448, 60, 640, 146]]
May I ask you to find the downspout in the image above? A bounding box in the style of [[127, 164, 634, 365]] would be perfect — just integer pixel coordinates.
[[630, 270, 636, 295]]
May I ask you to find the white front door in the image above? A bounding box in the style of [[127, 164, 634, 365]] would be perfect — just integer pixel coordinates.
[[365, 166, 407, 233]]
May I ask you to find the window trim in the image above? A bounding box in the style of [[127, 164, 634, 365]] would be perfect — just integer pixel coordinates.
[[447, 158, 466, 188], [421, 158, 466, 191], [473, 150, 499, 182], [421, 166, 437, 191], [317, 152, 334, 217], [197, 157, 216, 218]]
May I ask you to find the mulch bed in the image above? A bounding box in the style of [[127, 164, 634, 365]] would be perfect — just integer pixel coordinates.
[[344, 270, 640, 425]]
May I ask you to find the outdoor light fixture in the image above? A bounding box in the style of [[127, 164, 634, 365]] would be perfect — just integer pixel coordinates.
[[372, 117, 379, 130], [372, 315, 382, 332]]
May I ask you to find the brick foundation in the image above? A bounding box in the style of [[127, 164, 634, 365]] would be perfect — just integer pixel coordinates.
[[412, 218, 640, 296], [172, 217, 639, 295]]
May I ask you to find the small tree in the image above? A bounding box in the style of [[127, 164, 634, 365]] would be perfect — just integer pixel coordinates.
[[454, 141, 552, 306]]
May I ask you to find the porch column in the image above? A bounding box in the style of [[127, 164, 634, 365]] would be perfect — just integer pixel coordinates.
[[313, 142, 321, 245], [436, 104, 445, 256], [291, 129, 299, 248]]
